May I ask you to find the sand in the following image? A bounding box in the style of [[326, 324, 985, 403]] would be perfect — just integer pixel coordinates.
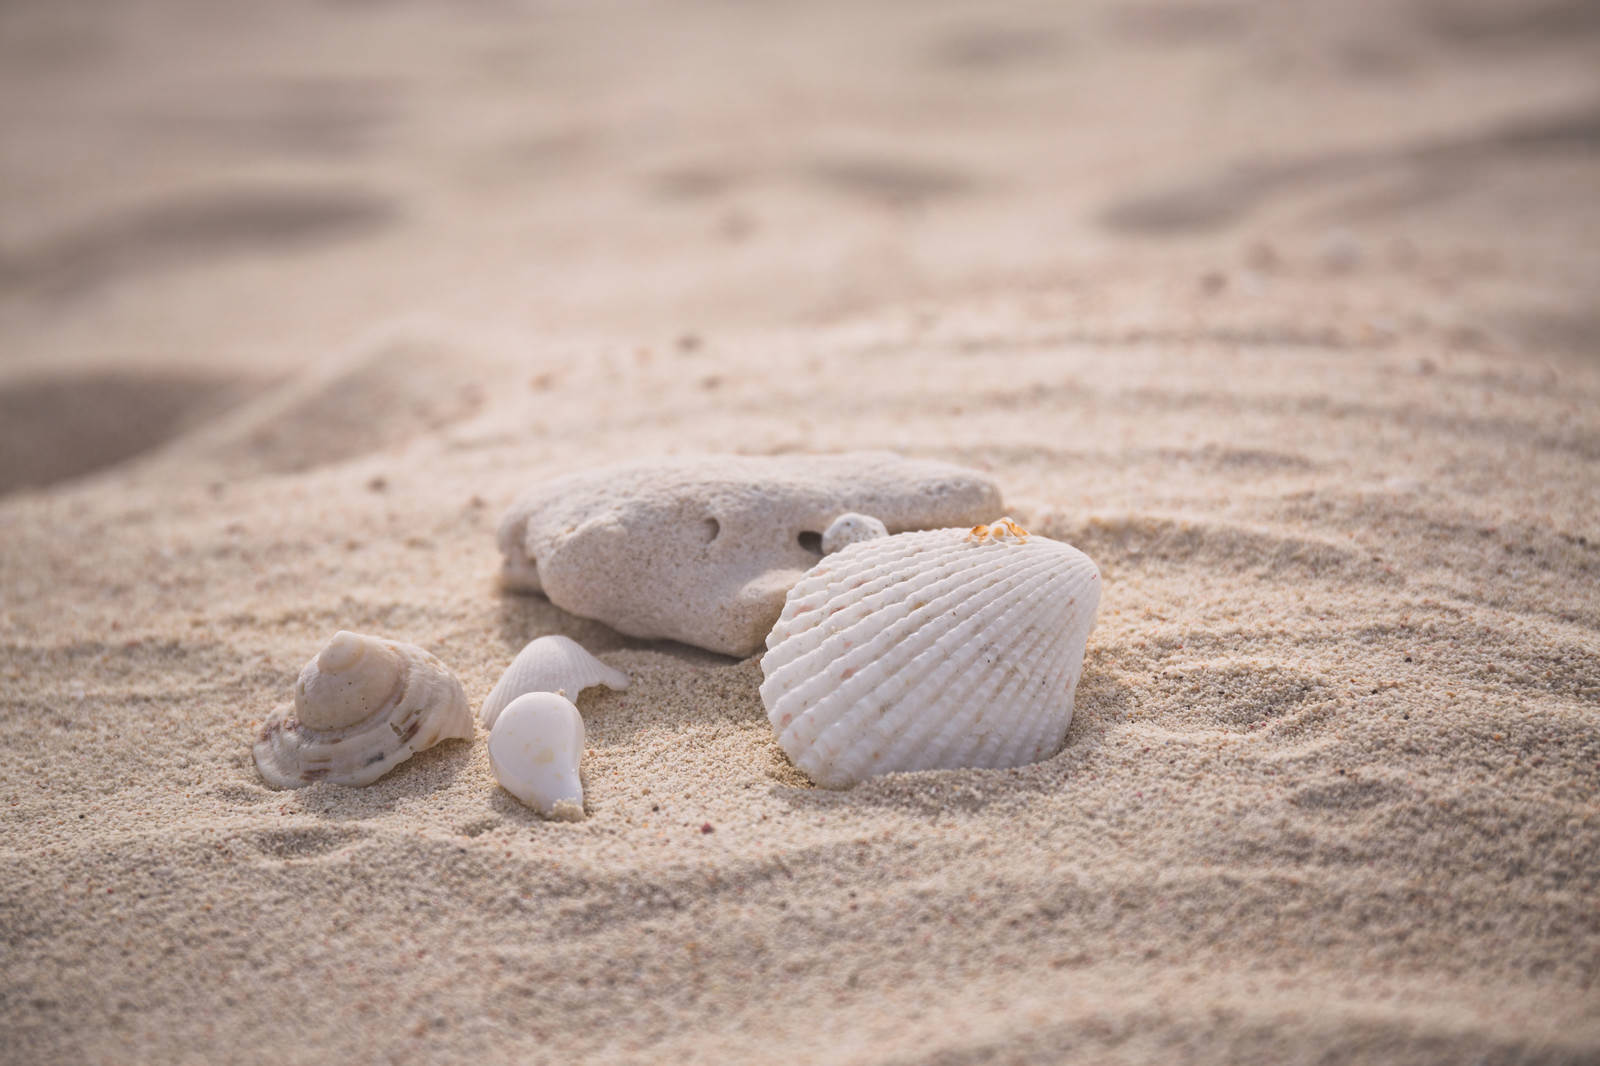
[[2, 0, 1598, 1063]]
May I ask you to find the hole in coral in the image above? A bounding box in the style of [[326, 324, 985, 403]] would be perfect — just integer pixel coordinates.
[[702, 518, 721, 544], [797, 530, 823, 553]]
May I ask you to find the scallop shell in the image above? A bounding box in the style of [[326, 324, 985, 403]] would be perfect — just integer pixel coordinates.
[[488, 691, 586, 820], [479, 635, 629, 729], [253, 631, 473, 788], [760, 519, 1100, 787]]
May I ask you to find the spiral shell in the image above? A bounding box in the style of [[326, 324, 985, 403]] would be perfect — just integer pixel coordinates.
[[760, 520, 1100, 787], [253, 631, 473, 788], [480, 635, 629, 729]]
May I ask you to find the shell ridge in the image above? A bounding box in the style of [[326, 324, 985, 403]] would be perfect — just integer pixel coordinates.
[[762, 544, 1018, 703], [933, 607, 1078, 771], [842, 556, 1074, 779], [774, 544, 1066, 756], [773, 531, 942, 616], [770, 545, 1062, 750], [765, 549, 958, 667], [763, 536, 996, 690], [769, 535, 958, 648], [971, 569, 1099, 766], [891, 579, 1070, 772], [780, 547, 1066, 769], [761, 526, 1103, 787]]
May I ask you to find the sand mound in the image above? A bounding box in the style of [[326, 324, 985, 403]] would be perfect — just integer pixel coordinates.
[[0, 370, 252, 495], [154, 329, 489, 480]]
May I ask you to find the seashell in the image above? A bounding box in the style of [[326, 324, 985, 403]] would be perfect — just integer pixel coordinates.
[[821, 512, 888, 555], [480, 634, 629, 729], [253, 631, 473, 788], [760, 518, 1100, 788], [488, 692, 586, 820]]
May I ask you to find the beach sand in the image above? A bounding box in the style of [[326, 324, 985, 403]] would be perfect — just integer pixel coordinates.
[[2, 1, 1597, 1062]]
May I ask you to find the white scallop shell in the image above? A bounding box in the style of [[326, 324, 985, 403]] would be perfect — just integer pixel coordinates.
[[488, 691, 586, 820], [821, 512, 888, 555], [253, 631, 473, 788], [479, 634, 629, 729], [760, 522, 1100, 787]]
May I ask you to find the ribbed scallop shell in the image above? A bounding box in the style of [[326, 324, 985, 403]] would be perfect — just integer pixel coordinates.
[[760, 525, 1100, 787], [253, 632, 473, 788], [479, 635, 629, 729]]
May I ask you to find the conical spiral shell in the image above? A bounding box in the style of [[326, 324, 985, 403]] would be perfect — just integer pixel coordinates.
[[295, 631, 402, 730], [253, 632, 473, 788], [760, 524, 1100, 788], [479, 635, 629, 729]]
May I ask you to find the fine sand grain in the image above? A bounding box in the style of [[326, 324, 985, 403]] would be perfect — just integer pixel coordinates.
[[2, 1, 1597, 1063]]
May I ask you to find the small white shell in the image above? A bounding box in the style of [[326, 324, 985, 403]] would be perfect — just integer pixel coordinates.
[[488, 692, 586, 820], [253, 631, 472, 788], [760, 520, 1100, 787], [822, 512, 888, 555], [479, 635, 629, 729]]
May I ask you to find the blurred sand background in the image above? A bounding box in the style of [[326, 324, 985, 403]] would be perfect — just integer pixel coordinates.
[[2, 0, 1598, 1062]]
